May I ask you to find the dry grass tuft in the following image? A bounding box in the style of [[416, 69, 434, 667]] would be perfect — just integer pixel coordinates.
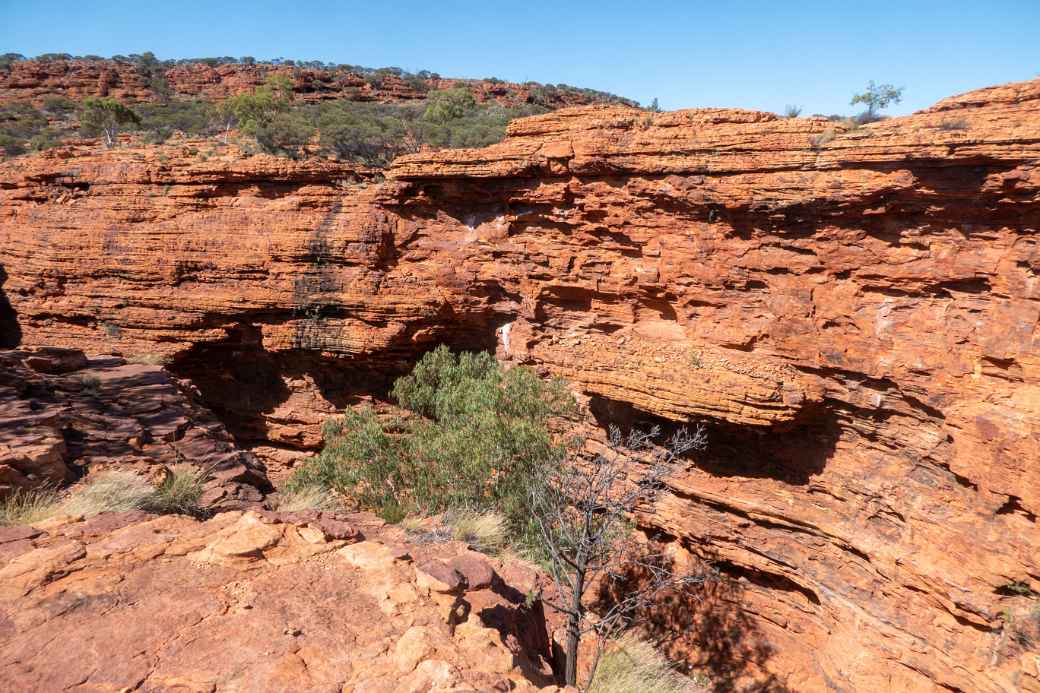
[[589, 635, 702, 693], [272, 485, 342, 512], [61, 471, 154, 517], [0, 486, 62, 526], [127, 353, 170, 366], [146, 464, 206, 516], [446, 508, 508, 554]]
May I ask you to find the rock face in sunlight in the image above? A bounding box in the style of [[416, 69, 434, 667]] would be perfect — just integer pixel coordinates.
[[2, 78, 1039, 691], [0, 56, 629, 108], [0, 509, 561, 691]]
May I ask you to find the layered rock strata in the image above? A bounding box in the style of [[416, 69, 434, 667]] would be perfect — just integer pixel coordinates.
[[0, 347, 268, 507], [0, 57, 631, 108], [1, 79, 1039, 690]]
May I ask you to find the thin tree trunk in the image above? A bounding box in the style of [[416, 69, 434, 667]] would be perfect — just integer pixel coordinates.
[[565, 566, 586, 686]]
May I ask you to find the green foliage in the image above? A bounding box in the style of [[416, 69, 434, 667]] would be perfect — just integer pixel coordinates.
[[41, 96, 76, 115], [316, 101, 412, 165], [312, 99, 546, 165], [220, 79, 287, 133], [135, 99, 218, 141], [287, 346, 576, 532], [850, 81, 904, 120], [78, 97, 140, 146], [253, 110, 316, 157], [423, 87, 477, 123], [0, 103, 52, 156], [0, 53, 25, 70]]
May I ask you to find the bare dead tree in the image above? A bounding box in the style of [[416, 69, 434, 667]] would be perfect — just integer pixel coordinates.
[[529, 423, 711, 688]]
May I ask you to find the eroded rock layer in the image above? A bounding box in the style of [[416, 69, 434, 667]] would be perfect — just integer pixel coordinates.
[[2, 79, 1040, 691], [0, 347, 269, 507], [0, 57, 631, 108]]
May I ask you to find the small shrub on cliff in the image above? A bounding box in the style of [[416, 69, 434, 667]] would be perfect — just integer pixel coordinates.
[[286, 346, 576, 532], [78, 97, 140, 147], [850, 81, 903, 122], [0, 103, 52, 157]]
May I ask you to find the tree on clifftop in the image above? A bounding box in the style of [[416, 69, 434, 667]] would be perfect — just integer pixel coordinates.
[[850, 81, 903, 121], [78, 97, 140, 147], [217, 74, 292, 143]]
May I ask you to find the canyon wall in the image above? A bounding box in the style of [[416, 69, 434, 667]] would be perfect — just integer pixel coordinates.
[[0, 57, 630, 108], [2, 80, 1039, 691]]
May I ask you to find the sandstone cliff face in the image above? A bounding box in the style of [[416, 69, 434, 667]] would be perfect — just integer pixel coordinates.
[[0, 57, 628, 108], [1, 80, 1039, 691]]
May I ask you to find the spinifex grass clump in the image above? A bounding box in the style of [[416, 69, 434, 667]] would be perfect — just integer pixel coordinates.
[[286, 346, 576, 535]]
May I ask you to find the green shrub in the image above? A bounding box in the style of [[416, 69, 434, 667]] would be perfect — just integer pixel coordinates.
[[135, 99, 218, 139], [423, 87, 477, 123], [0, 103, 50, 156], [287, 346, 576, 532], [254, 110, 316, 156]]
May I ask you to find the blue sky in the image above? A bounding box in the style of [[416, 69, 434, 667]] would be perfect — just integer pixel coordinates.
[[2, 0, 1037, 115]]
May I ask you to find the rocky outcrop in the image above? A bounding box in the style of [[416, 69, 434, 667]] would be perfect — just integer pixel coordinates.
[[1, 79, 1039, 690], [0, 57, 632, 108], [0, 509, 563, 691], [0, 348, 268, 507]]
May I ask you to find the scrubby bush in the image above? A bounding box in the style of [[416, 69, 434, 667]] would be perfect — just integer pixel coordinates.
[[286, 346, 576, 531], [0, 103, 51, 156], [850, 81, 903, 122], [423, 87, 477, 123], [135, 100, 219, 141], [253, 110, 316, 157], [78, 97, 140, 146], [272, 485, 343, 512], [446, 508, 508, 554]]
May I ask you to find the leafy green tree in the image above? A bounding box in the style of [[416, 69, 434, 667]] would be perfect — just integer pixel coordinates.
[[286, 346, 577, 531], [648, 97, 661, 112], [78, 97, 140, 146], [850, 81, 904, 120], [423, 87, 476, 123], [217, 75, 291, 143]]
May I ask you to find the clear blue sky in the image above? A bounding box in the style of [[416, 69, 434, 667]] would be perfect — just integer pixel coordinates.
[[2, 0, 1037, 115]]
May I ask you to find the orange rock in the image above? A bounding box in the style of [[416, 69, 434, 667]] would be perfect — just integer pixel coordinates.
[[0, 510, 559, 691], [0, 57, 632, 109], [2, 78, 1040, 691]]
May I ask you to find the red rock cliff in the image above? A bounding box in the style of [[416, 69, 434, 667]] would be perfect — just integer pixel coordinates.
[[0, 57, 631, 108], [1, 79, 1039, 691]]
